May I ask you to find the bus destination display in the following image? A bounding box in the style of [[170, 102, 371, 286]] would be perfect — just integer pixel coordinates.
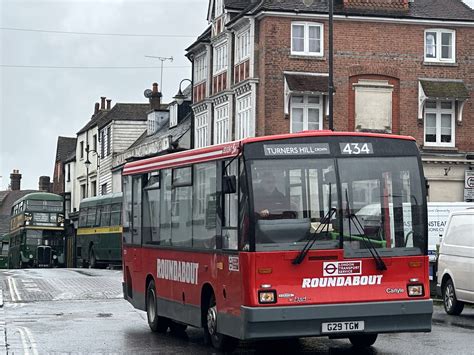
[[263, 143, 330, 156]]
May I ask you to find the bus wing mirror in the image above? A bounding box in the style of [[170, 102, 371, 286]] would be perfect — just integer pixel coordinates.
[[223, 175, 237, 194]]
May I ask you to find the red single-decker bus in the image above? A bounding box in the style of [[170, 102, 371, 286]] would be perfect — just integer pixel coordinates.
[[122, 131, 432, 350]]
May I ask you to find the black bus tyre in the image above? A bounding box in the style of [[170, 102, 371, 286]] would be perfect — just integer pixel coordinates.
[[442, 278, 464, 315], [204, 294, 237, 351], [349, 334, 378, 347], [146, 280, 169, 333]]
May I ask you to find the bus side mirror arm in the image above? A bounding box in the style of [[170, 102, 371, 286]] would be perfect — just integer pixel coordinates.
[[223, 175, 237, 194]]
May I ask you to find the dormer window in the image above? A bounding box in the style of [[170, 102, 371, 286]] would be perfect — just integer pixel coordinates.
[[424, 29, 455, 63]]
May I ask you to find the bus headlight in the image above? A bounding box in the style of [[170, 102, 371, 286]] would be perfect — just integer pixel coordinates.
[[408, 284, 424, 297], [29, 254, 33, 259], [258, 290, 276, 304], [53, 255, 58, 260]]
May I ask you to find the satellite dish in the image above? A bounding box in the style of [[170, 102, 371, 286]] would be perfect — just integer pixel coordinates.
[[144, 89, 153, 98]]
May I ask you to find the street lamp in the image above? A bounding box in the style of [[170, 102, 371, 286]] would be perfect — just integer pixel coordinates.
[[84, 144, 98, 198], [173, 79, 192, 105]]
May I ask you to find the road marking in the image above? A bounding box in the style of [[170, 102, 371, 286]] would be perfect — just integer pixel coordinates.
[[16, 326, 39, 355], [7, 277, 22, 302]]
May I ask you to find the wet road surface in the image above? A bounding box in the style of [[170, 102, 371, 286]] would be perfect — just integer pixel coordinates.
[[1, 268, 473, 354]]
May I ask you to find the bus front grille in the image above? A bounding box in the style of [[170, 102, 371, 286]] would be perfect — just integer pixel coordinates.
[[37, 246, 52, 266]]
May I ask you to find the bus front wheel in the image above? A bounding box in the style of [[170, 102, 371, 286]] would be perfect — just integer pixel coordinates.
[[146, 280, 169, 333], [204, 294, 237, 351], [349, 334, 378, 347]]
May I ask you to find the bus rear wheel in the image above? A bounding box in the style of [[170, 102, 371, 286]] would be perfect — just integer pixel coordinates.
[[349, 334, 378, 347], [146, 280, 169, 333], [204, 294, 237, 351]]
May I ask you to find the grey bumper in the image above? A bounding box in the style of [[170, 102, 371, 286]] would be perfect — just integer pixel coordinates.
[[238, 299, 433, 340]]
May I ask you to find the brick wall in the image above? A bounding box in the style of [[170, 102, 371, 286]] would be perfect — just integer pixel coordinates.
[[256, 16, 474, 151]]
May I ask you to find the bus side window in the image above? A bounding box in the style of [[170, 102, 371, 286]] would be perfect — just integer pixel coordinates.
[[95, 206, 102, 227], [132, 175, 143, 245], [143, 172, 160, 245], [110, 203, 121, 227], [87, 207, 96, 227], [101, 205, 111, 227], [193, 162, 217, 249], [222, 159, 238, 250], [171, 167, 193, 247], [122, 176, 132, 245], [160, 169, 172, 245]]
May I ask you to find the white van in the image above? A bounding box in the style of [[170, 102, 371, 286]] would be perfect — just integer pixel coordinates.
[[437, 209, 474, 315]]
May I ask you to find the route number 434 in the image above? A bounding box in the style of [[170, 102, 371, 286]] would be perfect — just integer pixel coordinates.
[[340, 143, 373, 155]]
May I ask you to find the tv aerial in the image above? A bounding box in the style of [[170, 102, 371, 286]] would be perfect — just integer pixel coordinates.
[[144, 55, 173, 93]]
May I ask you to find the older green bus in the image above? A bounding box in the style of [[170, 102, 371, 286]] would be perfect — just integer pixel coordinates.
[[0, 235, 9, 269], [76, 193, 122, 268], [8, 192, 66, 268]]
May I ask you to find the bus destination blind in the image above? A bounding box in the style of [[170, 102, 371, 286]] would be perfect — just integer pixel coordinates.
[[263, 143, 330, 156]]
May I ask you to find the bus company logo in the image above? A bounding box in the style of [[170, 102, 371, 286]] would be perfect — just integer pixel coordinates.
[[156, 258, 199, 285], [323, 261, 362, 277]]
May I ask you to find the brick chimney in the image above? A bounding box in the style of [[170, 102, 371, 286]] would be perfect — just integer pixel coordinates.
[[39, 176, 51, 192], [94, 102, 100, 115], [100, 96, 106, 110], [343, 0, 409, 10], [149, 83, 162, 111], [106, 99, 112, 110], [10, 170, 21, 191]]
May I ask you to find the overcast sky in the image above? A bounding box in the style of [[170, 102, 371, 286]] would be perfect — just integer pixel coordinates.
[[1, 0, 208, 190], [1, 0, 473, 190]]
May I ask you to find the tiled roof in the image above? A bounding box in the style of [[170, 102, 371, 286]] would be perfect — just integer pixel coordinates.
[[77, 109, 108, 135], [237, 0, 473, 21], [55, 136, 77, 162], [420, 80, 470, 99], [97, 103, 153, 130], [286, 74, 328, 93]]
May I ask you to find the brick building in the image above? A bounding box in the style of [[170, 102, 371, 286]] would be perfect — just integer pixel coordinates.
[[52, 136, 77, 195], [185, 0, 473, 201]]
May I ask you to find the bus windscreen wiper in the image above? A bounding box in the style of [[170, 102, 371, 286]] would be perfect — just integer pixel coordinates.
[[292, 207, 337, 265], [344, 190, 387, 271]]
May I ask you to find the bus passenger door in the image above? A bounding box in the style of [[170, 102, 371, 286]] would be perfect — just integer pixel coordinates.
[[219, 160, 242, 319]]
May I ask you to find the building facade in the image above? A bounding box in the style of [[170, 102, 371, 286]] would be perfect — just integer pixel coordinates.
[[186, 0, 474, 202]]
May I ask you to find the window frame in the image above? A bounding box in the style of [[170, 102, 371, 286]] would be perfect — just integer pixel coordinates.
[[235, 28, 251, 63], [195, 111, 209, 148], [291, 22, 324, 57], [423, 99, 455, 147], [214, 103, 230, 144], [213, 41, 228, 75], [236, 94, 252, 140], [424, 29, 455, 63], [194, 53, 207, 84], [290, 94, 323, 133]]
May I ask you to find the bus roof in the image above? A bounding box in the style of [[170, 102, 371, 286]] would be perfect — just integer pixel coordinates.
[[79, 192, 123, 209], [13, 192, 63, 205], [123, 130, 416, 175]]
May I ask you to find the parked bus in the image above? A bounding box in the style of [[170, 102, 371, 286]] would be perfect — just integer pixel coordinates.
[[122, 131, 432, 350], [0, 235, 9, 269], [8, 192, 65, 268], [76, 193, 122, 268]]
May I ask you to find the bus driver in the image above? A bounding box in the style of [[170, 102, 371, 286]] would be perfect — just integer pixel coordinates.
[[254, 172, 288, 218]]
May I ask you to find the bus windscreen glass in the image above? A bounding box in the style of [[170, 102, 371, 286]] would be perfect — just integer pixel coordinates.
[[250, 156, 426, 254], [250, 158, 340, 251], [338, 156, 425, 255]]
